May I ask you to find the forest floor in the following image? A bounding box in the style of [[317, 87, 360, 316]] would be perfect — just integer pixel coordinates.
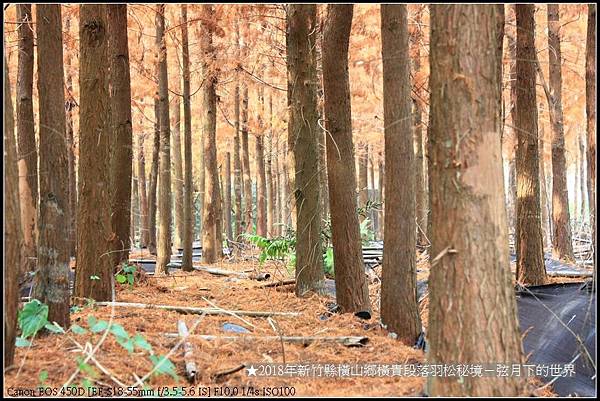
[[4, 248, 568, 397]]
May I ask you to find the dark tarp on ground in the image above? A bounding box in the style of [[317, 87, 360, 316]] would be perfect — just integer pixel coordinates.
[[516, 282, 596, 397]]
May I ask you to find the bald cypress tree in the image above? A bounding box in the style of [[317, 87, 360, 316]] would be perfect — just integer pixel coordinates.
[[16, 4, 37, 276], [4, 52, 21, 366], [286, 4, 326, 296], [380, 4, 419, 343], [427, 4, 525, 396], [515, 4, 546, 285], [75, 4, 113, 301], [155, 4, 172, 275], [322, 4, 371, 311], [108, 4, 133, 266]]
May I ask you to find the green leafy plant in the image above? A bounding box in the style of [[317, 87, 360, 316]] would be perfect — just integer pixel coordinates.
[[324, 247, 335, 276], [39, 370, 49, 388], [115, 263, 137, 287], [18, 299, 49, 339], [243, 233, 296, 263], [149, 355, 179, 380], [360, 218, 375, 244]]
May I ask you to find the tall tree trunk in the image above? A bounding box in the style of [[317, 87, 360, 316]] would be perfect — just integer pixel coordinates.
[[414, 98, 427, 246], [578, 133, 586, 223], [427, 5, 525, 396], [4, 51, 22, 366], [586, 4, 596, 265], [316, 20, 329, 223], [241, 85, 253, 233], [287, 4, 326, 297], [200, 4, 222, 264], [547, 4, 575, 262], [256, 135, 267, 237], [137, 133, 150, 248], [34, 4, 71, 327], [539, 126, 551, 248], [75, 4, 113, 301], [181, 4, 194, 272], [357, 143, 369, 223], [515, 4, 546, 285], [506, 9, 518, 238], [323, 4, 370, 311], [274, 137, 282, 235], [233, 102, 243, 239], [266, 92, 275, 236], [172, 75, 185, 249], [131, 171, 139, 245], [155, 3, 172, 275], [108, 4, 133, 266], [282, 141, 291, 229], [380, 4, 419, 342], [16, 4, 37, 276], [148, 95, 160, 254], [378, 156, 384, 240], [224, 151, 233, 241], [369, 153, 378, 237], [410, 12, 427, 246], [65, 15, 77, 258], [233, 81, 243, 239]]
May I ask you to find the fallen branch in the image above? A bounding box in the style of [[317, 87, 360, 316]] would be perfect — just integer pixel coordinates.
[[178, 320, 198, 383], [164, 333, 369, 347], [93, 301, 300, 318], [211, 364, 246, 380], [258, 278, 296, 288], [193, 266, 270, 281], [201, 296, 255, 329]]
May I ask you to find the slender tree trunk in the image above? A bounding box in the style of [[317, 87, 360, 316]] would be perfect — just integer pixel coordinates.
[[148, 96, 160, 254], [75, 4, 113, 301], [35, 4, 71, 325], [4, 51, 22, 366], [155, 3, 172, 275], [586, 4, 596, 264], [241, 85, 253, 233], [515, 4, 546, 285], [506, 10, 518, 238], [547, 4, 575, 262], [266, 92, 275, 236], [108, 4, 133, 266], [181, 4, 194, 272], [316, 21, 329, 223], [256, 135, 267, 237], [323, 4, 370, 311], [224, 151, 233, 241], [282, 141, 291, 229], [274, 137, 282, 235], [380, 4, 419, 342], [256, 74, 268, 238], [369, 153, 378, 237], [410, 13, 427, 246], [287, 4, 326, 297], [539, 126, 551, 248], [200, 4, 222, 264], [378, 157, 384, 240], [578, 133, 586, 223], [131, 171, 139, 245], [414, 98, 427, 246], [172, 76, 185, 249], [233, 82, 243, 239], [358, 143, 369, 223], [427, 5, 525, 396], [16, 4, 37, 276], [65, 16, 77, 258], [137, 133, 150, 248]]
